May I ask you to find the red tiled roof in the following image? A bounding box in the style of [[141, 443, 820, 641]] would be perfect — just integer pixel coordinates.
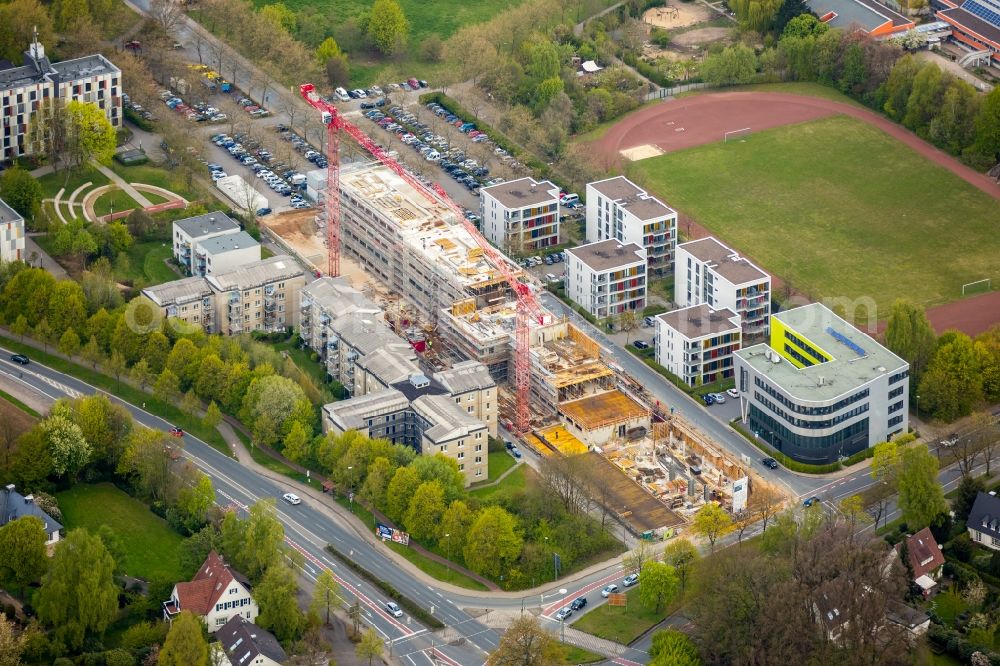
[[174, 550, 236, 615], [896, 528, 945, 579]]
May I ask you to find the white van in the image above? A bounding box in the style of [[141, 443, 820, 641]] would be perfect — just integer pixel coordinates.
[[335, 87, 350, 102], [561, 193, 579, 206]]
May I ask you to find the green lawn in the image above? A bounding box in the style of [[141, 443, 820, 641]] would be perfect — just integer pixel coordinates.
[[0, 388, 41, 418], [109, 163, 199, 200], [115, 240, 178, 288], [57, 483, 186, 581], [559, 645, 605, 664], [932, 587, 966, 626], [37, 165, 109, 199], [92, 188, 142, 219], [143, 191, 170, 205], [470, 461, 528, 499], [487, 450, 516, 479], [384, 540, 490, 591], [628, 115, 1000, 318], [571, 587, 667, 643]]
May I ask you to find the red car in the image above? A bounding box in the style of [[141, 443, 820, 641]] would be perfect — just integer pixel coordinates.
[[168, 427, 184, 437]]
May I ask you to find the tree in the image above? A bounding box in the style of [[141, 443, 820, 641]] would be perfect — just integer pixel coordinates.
[[776, 0, 820, 36], [954, 475, 986, 523], [117, 429, 172, 500], [0, 612, 26, 666], [282, 421, 312, 463], [367, 0, 409, 55], [181, 390, 200, 418], [255, 563, 305, 642], [41, 414, 90, 478], [176, 472, 215, 531], [221, 500, 285, 582], [360, 456, 394, 510], [919, 332, 984, 421], [315, 36, 342, 67], [34, 318, 53, 352], [325, 56, 351, 89], [439, 500, 474, 561], [310, 569, 341, 626], [154, 368, 181, 405], [0, 167, 43, 224], [884, 300, 937, 393], [35, 529, 118, 650], [691, 503, 733, 553], [10, 315, 28, 342], [202, 401, 223, 431], [970, 410, 1000, 475], [385, 466, 421, 522], [971, 86, 1000, 165], [870, 440, 900, 482], [0, 516, 48, 595], [149, 0, 184, 35], [750, 486, 780, 533], [649, 629, 700, 666], [838, 494, 870, 534], [80, 335, 102, 370], [897, 445, 947, 530], [0, 0, 55, 63], [405, 480, 446, 542], [486, 615, 559, 666], [241, 375, 311, 447], [639, 560, 680, 613], [58, 327, 80, 357], [662, 538, 699, 591], [464, 506, 523, 580], [64, 100, 116, 167], [159, 610, 208, 666], [124, 359, 154, 396], [356, 627, 383, 666]]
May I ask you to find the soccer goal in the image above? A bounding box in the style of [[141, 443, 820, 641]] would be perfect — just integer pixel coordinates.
[[962, 278, 992, 296], [724, 127, 752, 143]]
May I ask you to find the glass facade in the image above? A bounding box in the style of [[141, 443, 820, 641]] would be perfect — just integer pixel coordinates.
[[749, 405, 869, 465]]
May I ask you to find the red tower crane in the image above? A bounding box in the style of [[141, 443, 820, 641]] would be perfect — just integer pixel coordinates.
[[299, 83, 545, 433]]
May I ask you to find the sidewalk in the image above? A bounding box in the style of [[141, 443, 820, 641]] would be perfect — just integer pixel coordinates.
[[93, 162, 153, 207], [23, 235, 68, 279]]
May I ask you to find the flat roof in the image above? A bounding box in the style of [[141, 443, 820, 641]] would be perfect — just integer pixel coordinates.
[[0, 198, 23, 224], [940, 6, 1000, 44], [301, 277, 381, 318], [657, 304, 740, 339], [559, 389, 647, 430], [567, 240, 645, 272], [50, 53, 119, 79], [435, 360, 495, 394], [413, 394, 485, 442], [736, 303, 908, 401], [174, 211, 240, 239], [359, 348, 421, 388], [481, 177, 560, 209], [324, 389, 411, 430], [678, 237, 768, 285], [807, 0, 911, 30], [142, 277, 213, 306], [197, 231, 259, 255], [588, 177, 676, 221], [206, 255, 302, 291]]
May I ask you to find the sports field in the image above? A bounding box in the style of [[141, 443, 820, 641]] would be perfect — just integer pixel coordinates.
[[628, 115, 1000, 317]]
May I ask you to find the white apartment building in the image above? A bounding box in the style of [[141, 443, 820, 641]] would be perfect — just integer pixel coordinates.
[[323, 374, 489, 486], [585, 177, 677, 276], [675, 237, 771, 344], [565, 240, 647, 320], [480, 177, 561, 253], [1, 39, 121, 162], [172, 212, 242, 276], [193, 231, 260, 276], [654, 304, 741, 387], [142, 256, 304, 335], [0, 198, 25, 263]]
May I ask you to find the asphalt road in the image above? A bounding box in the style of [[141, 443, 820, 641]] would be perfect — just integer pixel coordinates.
[[0, 348, 652, 664]]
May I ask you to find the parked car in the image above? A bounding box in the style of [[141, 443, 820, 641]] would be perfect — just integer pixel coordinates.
[[601, 584, 619, 598], [510, 446, 522, 459], [702, 393, 716, 406], [623, 573, 640, 587], [570, 597, 588, 611], [256, 207, 273, 216], [505, 440, 514, 450], [554, 606, 573, 621], [385, 601, 403, 618], [282, 492, 301, 505], [726, 388, 740, 398], [761, 457, 779, 470], [633, 340, 650, 350]]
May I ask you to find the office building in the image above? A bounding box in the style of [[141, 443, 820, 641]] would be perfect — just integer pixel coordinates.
[[0, 198, 25, 263], [655, 304, 742, 387], [805, 0, 914, 36], [936, 0, 1000, 64], [734, 303, 910, 465], [1, 38, 121, 162], [172, 212, 243, 276], [585, 176, 677, 276], [565, 240, 647, 320], [675, 237, 771, 344], [480, 177, 561, 252]]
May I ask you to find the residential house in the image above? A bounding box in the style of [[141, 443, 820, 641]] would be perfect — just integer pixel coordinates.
[[172, 212, 241, 275], [0, 198, 25, 263], [192, 231, 260, 277], [654, 304, 741, 387], [214, 614, 287, 666], [206, 256, 305, 335], [163, 550, 258, 632], [895, 527, 945, 597], [0, 484, 61, 545], [565, 240, 647, 320], [479, 177, 561, 252], [968, 491, 1000, 551]]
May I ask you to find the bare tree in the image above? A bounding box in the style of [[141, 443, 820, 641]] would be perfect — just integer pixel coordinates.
[[861, 481, 894, 531], [191, 31, 207, 64], [538, 454, 589, 515], [970, 411, 1000, 476], [149, 0, 184, 37], [733, 509, 755, 544], [622, 539, 655, 573], [750, 485, 781, 533], [952, 429, 982, 479]]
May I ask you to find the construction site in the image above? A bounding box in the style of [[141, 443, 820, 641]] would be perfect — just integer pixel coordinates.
[[267, 86, 786, 537]]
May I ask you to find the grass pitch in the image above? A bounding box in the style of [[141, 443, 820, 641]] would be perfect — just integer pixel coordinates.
[[628, 115, 1000, 317]]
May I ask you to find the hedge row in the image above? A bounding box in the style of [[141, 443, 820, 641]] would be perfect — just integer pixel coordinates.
[[325, 544, 445, 630], [928, 624, 1000, 665], [729, 420, 843, 474]]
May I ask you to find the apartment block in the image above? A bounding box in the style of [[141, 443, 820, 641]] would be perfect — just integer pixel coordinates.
[[675, 237, 771, 344], [480, 177, 561, 253], [655, 304, 741, 387], [143, 256, 304, 335], [585, 177, 677, 276], [172, 212, 242, 276], [323, 375, 489, 486], [0, 198, 25, 263], [734, 303, 910, 465], [435, 360, 498, 438], [192, 231, 260, 277], [1, 39, 121, 162], [565, 240, 647, 320]]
